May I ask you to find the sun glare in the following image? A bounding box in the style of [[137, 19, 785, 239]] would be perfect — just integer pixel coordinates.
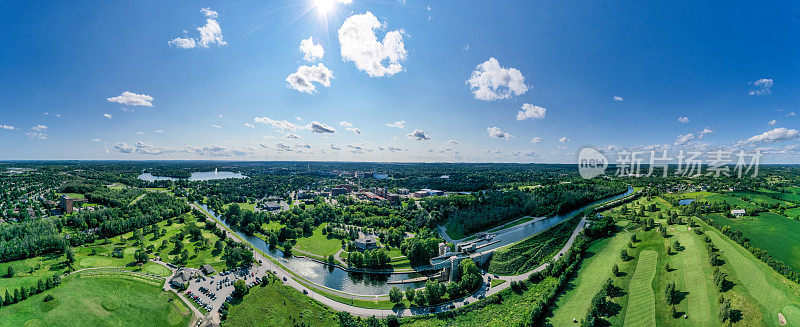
[[313, 0, 335, 14]]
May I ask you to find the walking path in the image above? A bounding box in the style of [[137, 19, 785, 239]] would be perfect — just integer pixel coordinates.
[[194, 199, 590, 317]]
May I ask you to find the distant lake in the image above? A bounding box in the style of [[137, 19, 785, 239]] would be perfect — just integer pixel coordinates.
[[137, 171, 247, 182], [678, 199, 694, 205]]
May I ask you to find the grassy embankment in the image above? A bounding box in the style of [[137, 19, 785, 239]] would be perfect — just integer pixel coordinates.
[[0, 270, 191, 327]]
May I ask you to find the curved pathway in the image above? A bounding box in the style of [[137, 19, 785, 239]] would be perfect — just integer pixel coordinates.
[[195, 199, 590, 317]]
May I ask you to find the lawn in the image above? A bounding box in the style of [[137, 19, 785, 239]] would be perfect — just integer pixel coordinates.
[[670, 226, 715, 326], [550, 227, 630, 326], [0, 272, 191, 327], [223, 277, 339, 327], [60, 193, 85, 199], [262, 220, 285, 233], [490, 279, 506, 288], [229, 202, 255, 212], [292, 223, 344, 258], [706, 212, 800, 272], [704, 224, 800, 326], [623, 250, 658, 327], [729, 190, 793, 206]]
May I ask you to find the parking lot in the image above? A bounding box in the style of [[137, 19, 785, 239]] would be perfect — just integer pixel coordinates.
[[183, 264, 269, 313]]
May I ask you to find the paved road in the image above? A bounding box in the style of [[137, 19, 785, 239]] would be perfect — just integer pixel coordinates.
[[193, 202, 590, 318]]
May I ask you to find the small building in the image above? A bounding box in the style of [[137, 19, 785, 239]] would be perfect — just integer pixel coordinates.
[[263, 201, 281, 211], [731, 209, 746, 217], [170, 268, 197, 288], [397, 188, 409, 195], [354, 235, 378, 251], [201, 264, 216, 276], [411, 191, 428, 198]]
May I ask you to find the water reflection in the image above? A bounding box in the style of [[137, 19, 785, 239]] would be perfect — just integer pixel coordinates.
[[138, 171, 247, 182]]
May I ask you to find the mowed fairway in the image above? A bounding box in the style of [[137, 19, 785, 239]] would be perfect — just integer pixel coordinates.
[[706, 228, 800, 326], [551, 230, 629, 325], [624, 250, 658, 327], [0, 272, 191, 327], [672, 227, 715, 326]]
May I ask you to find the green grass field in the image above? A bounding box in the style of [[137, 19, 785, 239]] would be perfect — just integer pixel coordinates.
[[704, 226, 800, 326], [60, 193, 85, 199], [550, 228, 630, 325], [623, 250, 658, 327], [670, 225, 718, 326], [223, 278, 339, 327], [706, 212, 800, 272], [0, 272, 190, 327], [292, 223, 344, 258]]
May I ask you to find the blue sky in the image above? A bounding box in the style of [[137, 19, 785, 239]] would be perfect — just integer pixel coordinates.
[[1, 0, 800, 163]]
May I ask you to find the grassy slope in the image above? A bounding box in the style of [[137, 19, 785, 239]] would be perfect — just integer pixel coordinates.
[[623, 250, 658, 327], [704, 223, 800, 326], [0, 273, 190, 327], [550, 229, 630, 325], [670, 225, 716, 326], [403, 277, 559, 327], [223, 278, 338, 327]]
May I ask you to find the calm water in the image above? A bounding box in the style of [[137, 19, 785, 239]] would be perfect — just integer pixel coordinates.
[[475, 186, 635, 252], [138, 171, 247, 182], [678, 199, 695, 205], [197, 204, 427, 295], [196, 186, 634, 295]]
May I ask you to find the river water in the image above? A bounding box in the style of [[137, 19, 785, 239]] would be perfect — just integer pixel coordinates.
[[197, 186, 634, 296]]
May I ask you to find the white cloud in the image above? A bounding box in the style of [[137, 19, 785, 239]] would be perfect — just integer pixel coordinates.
[[339, 121, 353, 127], [330, 144, 342, 150], [253, 117, 299, 132], [531, 137, 543, 143], [103, 113, 112, 119], [171, 8, 225, 49], [736, 127, 800, 145], [346, 128, 362, 135], [387, 120, 406, 128], [32, 124, 47, 132], [748, 78, 773, 96], [467, 57, 528, 101], [613, 96, 624, 101], [308, 121, 336, 134], [155, 129, 164, 133], [286, 63, 333, 93], [285, 133, 300, 139], [516, 103, 546, 120], [92, 138, 102, 142], [407, 129, 431, 141], [558, 136, 569, 143], [674, 133, 695, 145], [197, 18, 226, 48], [114, 142, 133, 153], [244, 123, 255, 128], [107, 91, 154, 107], [168, 37, 196, 49], [200, 7, 218, 18], [299, 36, 324, 61], [136, 131, 145, 135], [678, 116, 689, 123], [487, 126, 512, 140], [699, 126, 713, 137], [768, 119, 777, 126], [338, 12, 407, 77], [211, 124, 221, 128], [1, 124, 15, 131], [447, 139, 458, 145]]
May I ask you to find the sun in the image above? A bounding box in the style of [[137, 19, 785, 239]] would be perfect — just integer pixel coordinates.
[[313, 0, 336, 14]]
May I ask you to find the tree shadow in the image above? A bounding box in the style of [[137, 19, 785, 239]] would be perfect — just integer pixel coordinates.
[[675, 290, 689, 304], [731, 309, 743, 323]]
